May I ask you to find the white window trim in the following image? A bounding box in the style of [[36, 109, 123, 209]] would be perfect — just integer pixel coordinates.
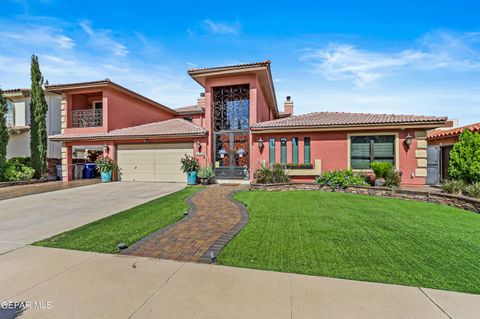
[[347, 132, 400, 172]]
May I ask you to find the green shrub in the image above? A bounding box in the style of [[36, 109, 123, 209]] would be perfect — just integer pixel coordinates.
[[95, 156, 117, 173], [180, 154, 199, 173], [254, 163, 290, 184], [198, 166, 215, 179], [441, 180, 465, 194], [370, 162, 400, 187], [463, 182, 480, 198], [8, 156, 31, 167], [385, 169, 401, 187], [370, 162, 394, 179], [449, 130, 480, 183], [315, 169, 366, 190], [4, 162, 35, 181]]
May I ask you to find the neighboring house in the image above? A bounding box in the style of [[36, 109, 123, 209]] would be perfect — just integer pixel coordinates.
[[3, 89, 62, 162], [426, 122, 480, 184], [48, 61, 447, 185]]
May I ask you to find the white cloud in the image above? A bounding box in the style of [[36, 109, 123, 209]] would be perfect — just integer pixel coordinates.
[[202, 19, 241, 35], [301, 31, 480, 86], [80, 20, 128, 57], [0, 26, 74, 49]]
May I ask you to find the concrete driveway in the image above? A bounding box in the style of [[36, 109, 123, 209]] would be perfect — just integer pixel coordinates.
[[0, 246, 478, 319], [0, 182, 184, 250]]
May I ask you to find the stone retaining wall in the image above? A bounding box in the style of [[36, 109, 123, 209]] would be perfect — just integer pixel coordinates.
[[0, 178, 49, 188], [250, 183, 480, 213]]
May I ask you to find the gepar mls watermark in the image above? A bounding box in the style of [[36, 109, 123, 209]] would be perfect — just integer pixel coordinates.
[[1, 300, 53, 311]]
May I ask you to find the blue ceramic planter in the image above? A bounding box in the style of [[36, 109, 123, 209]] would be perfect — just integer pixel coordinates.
[[187, 171, 197, 185], [101, 171, 112, 182]]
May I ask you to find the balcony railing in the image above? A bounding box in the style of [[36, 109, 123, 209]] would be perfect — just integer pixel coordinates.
[[71, 109, 103, 128]]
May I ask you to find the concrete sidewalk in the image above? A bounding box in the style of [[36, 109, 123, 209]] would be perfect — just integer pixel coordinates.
[[0, 246, 478, 319]]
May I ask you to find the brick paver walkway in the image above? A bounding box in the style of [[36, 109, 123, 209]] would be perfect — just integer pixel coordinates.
[[123, 184, 248, 262]]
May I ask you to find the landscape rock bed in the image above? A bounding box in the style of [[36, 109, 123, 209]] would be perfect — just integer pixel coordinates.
[[250, 183, 480, 213]]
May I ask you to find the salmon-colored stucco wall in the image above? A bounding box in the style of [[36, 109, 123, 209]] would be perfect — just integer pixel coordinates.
[[64, 87, 174, 135], [256, 79, 273, 123], [105, 87, 174, 131], [250, 128, 428, 185]]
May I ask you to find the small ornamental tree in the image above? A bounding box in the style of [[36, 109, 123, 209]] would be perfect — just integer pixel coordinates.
[[0, 90, 9, 181], [30, 55, 49, 179], [449, 129, 480, 183]]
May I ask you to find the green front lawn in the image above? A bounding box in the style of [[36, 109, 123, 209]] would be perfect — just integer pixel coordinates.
[[35, 187, 201, 253], [218, 190, 480, 294]]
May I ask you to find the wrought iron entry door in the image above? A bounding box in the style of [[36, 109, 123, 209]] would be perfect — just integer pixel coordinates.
[[213, 84, 250, 179], [214, 132, 249, 179]]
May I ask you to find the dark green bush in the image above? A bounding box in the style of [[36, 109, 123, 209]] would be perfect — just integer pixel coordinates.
[[254, 163, 290, 184], [8, 157, 31, 167], [385, 169, 401, 187], [370, 162, 400, 187], [315, 169, 366, 190], [449, 130, 480, 183], [371, 162, 393, 179]]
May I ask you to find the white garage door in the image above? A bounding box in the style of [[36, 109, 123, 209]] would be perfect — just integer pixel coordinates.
[[117, 143, 192, 182]]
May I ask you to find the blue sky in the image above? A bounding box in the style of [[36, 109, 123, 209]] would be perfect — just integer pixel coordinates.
[[1, 0, 480, 124]]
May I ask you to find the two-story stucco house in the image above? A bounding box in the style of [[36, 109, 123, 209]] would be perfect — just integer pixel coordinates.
[[48, 61, 448, 185], [4, 88, 62, 163]]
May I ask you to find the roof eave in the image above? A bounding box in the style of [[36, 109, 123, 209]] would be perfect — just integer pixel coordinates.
[[188, 62, 279, 117], [251, 121, 448, 133], [49, 132, 207, 142], [176, 110, 205, 115], [46, 81, 178, 116]]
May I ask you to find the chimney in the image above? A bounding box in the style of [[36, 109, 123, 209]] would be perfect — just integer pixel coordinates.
[[197, 92, 205, 109], [284, 96, 293, 116]]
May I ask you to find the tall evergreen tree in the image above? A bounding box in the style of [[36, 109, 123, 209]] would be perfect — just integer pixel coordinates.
[[30, 55, 48, 179], [0, 90, 9, 181]]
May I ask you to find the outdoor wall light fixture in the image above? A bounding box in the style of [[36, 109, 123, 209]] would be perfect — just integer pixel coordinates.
[[236, 148, 246, 158], [219, 148, 227, 158], [196, 141, 202, 151], [258, 137, 264, 152], [103, 144, 109, 153], [404, 133, 413, 149]]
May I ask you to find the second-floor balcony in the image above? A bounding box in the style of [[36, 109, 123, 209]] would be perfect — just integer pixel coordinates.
[[71, 109, 103, 128]]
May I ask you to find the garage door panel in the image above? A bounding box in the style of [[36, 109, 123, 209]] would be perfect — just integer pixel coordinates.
[[117, 143, 192, 182]]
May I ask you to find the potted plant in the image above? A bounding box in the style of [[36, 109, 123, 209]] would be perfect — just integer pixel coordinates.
[[198, 166, 215, 185], [95, 156, 117, 182], [180, 155, 199, 185]]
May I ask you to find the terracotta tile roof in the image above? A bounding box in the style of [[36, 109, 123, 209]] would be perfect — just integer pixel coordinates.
[[49, 118, 207, 141], [427, 122, 480, 140], [175, 105, 205, 114], [2, 88, 30, 94], [188, 60, 271, 74], [252, 112, 447, 130], [45, 79, 177, 115]]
